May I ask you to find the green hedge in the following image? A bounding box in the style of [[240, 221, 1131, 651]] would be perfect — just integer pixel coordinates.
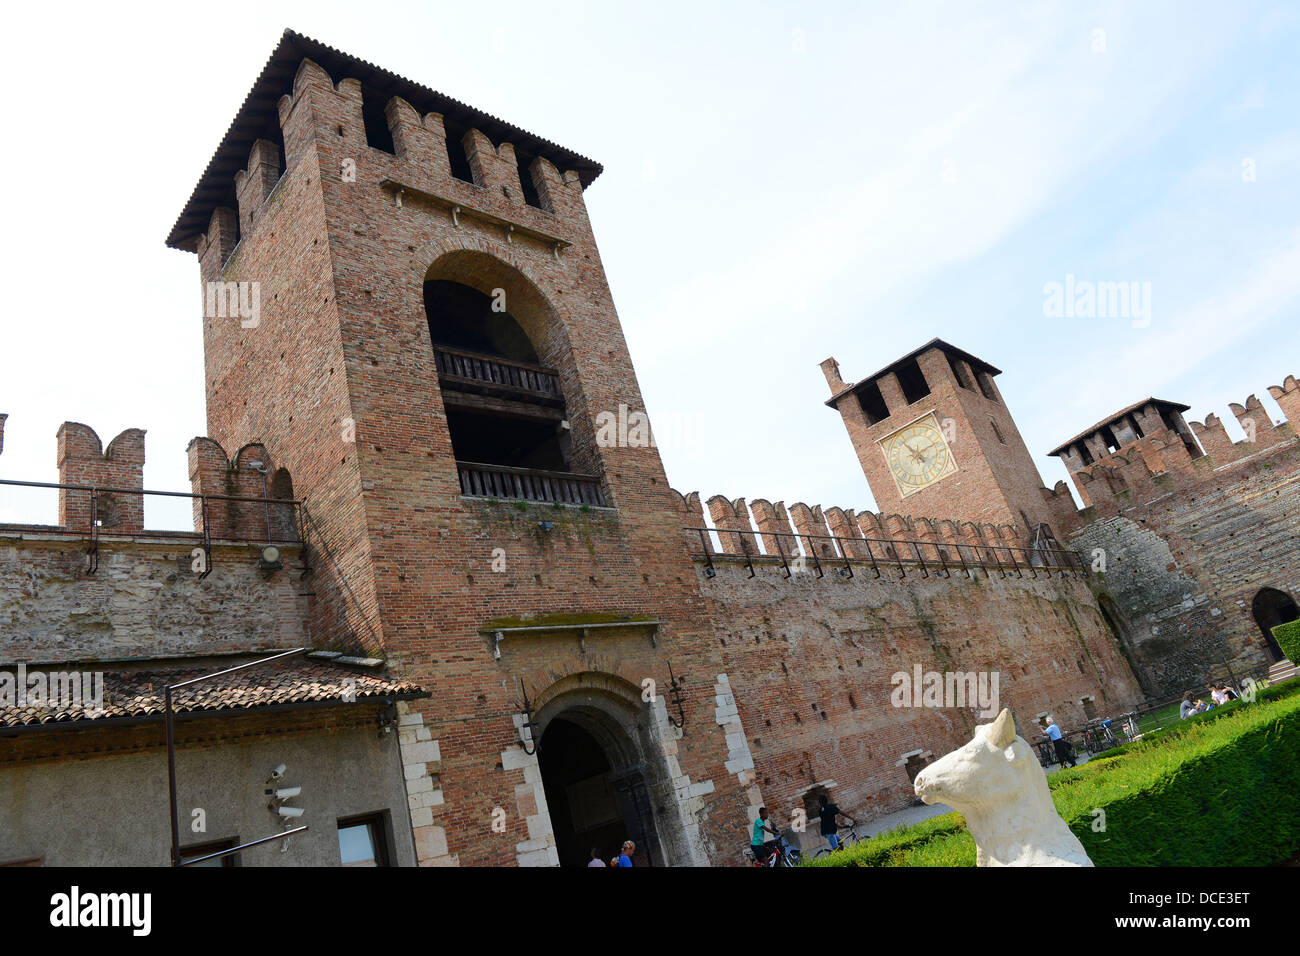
[[809, 682, 1300, 867], [1274, 619, 1300, 663]]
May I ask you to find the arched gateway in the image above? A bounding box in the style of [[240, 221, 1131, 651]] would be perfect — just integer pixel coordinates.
[[532, 675, 687, 867]]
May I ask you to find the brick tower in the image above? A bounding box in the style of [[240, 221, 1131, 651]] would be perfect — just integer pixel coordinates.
[[167, 30, 748, 866], [821, 339, 1073, 539]]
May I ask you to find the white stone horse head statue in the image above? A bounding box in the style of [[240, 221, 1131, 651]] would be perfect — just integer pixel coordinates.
[[913, 708, 1093, 867]]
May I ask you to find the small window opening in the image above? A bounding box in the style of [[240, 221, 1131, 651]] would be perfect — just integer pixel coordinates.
[[976, 371, 998, 402], [360, 87, 396, 155], [947, 354, 975, 390], [442, 118, 476, 184], [1077, 442, 1094, 466], [896, 359, 930, 405], [991, 419, 1006, 444], [515, 149, 544, 209], [857, 380, 890, 425], [1100, 425, 1120, 454]]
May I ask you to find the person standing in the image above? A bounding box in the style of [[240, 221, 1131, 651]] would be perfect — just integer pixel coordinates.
[[612, 840, 635, 867], [588, 847, 606, 867], [1043, 717, 1075, 768], [817, 794, 855, 851]]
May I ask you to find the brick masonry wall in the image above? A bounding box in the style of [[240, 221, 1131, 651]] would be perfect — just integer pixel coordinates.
[[1068, 436, 1300, 698], [696, 554, 1143, 826]]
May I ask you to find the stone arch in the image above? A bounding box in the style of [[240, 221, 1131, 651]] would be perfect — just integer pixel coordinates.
[[530, 671, 696, 867], [1251, 587, 1299, 663], [416, 241, 602, 479]]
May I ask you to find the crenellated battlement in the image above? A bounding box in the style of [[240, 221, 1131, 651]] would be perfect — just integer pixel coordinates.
[[0, 417, 296, 542], [1059, 374, 1299, 522], [167, 31, 601, 264], [672, 487, 1079, 573]]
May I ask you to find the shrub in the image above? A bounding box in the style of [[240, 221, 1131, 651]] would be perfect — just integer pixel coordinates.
[[1273, 619, 1300, 663]]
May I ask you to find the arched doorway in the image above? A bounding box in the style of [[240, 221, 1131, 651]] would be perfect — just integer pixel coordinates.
[[534, 689, 668, 868], [1252, 588, 1299, 662]]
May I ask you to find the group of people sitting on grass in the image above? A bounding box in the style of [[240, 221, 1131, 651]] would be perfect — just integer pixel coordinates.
[[1180, 682, 1239, 718]]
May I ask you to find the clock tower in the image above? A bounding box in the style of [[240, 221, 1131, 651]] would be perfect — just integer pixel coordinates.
[[821, 339, 1063, 538]]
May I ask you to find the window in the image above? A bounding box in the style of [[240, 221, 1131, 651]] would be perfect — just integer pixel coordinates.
[[442, 119, 476, 184], [991, 419, 1006, 444], [338, 813, 390, 867], [1077, 442, 1095, 466], [895, 359, 930, 405], [360, 86, 396, 155], [856, 379, 890, 425], [947, 354, 975, 390], [515, 149, 545, 210], [976, 371, 998, 403], [180, 838, 240, 867]]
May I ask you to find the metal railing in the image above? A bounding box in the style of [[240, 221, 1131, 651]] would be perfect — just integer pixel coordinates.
[[434, 346, 563, 401], [686, 525, 1086, 580], [456, 461, 606, 506], [0, 477, 300, 576]]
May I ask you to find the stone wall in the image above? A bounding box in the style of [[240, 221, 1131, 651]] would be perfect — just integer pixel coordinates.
[[0, 533, 308, 664]]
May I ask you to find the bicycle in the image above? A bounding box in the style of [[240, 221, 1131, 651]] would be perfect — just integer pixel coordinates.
[[813, 825, 862, 859], [743, 830, 803, 867]]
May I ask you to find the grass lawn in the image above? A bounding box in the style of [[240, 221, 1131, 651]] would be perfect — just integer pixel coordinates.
[[807, 680, 1300, 867]]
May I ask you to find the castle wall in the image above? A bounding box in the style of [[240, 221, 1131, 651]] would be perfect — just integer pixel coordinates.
[[1067, 429, 1300, 698], [0, 534, 308, 663], [696, 554, 1143, 828]]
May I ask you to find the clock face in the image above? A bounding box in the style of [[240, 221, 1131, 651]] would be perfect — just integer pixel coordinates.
[[880, 415, 958, 498]]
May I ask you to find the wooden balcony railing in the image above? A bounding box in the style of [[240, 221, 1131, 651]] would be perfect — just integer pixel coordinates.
[[434, 347, 563, 401], [457, 461, 607, 506]]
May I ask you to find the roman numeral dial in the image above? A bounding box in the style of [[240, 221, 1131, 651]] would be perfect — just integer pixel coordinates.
[[880, 415, 958, 498]]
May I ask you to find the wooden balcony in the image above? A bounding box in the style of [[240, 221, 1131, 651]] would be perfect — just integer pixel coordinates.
[[457, 461, 607, 507], [434, 347, 563, 404]]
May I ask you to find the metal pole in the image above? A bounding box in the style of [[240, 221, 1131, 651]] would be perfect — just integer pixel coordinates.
[[166, 685, 181, 867], [164, 647, 307, 866]]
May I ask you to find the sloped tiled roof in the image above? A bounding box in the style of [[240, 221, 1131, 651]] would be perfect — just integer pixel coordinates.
[[1047, 397, 1191, 457], [0, 657, 426, 729], [825, 338, 1002, 408]]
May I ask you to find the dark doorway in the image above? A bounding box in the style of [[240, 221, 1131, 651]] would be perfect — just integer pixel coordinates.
[[537, 716, 659, 867], [1251, 588, 1299, 662]]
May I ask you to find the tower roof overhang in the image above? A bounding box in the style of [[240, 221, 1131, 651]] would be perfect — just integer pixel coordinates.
[[165, 28, 604, 252], [824, 338, 1002, 408], [1047, 397, 1191, 457]]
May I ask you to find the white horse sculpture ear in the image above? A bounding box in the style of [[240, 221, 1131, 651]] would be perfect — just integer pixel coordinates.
[[989, 707, 1016, 750]]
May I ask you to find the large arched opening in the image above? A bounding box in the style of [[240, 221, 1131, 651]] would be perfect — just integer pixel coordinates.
[[1251, 587, 1299, 662], [423, 251, 605, 505], [533, 679, 677, 867]]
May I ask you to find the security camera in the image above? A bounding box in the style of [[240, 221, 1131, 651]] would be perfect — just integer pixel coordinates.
[[271, 786, 302, 800], [267, 764, 287, 782], [274, 805, 305, 819]]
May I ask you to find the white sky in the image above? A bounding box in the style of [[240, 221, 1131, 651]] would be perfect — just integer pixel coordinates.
[[1, 1, 1297, 531]]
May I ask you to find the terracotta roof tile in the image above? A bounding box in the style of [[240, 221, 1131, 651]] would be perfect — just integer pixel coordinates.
[[0, 657, 426, 729]]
